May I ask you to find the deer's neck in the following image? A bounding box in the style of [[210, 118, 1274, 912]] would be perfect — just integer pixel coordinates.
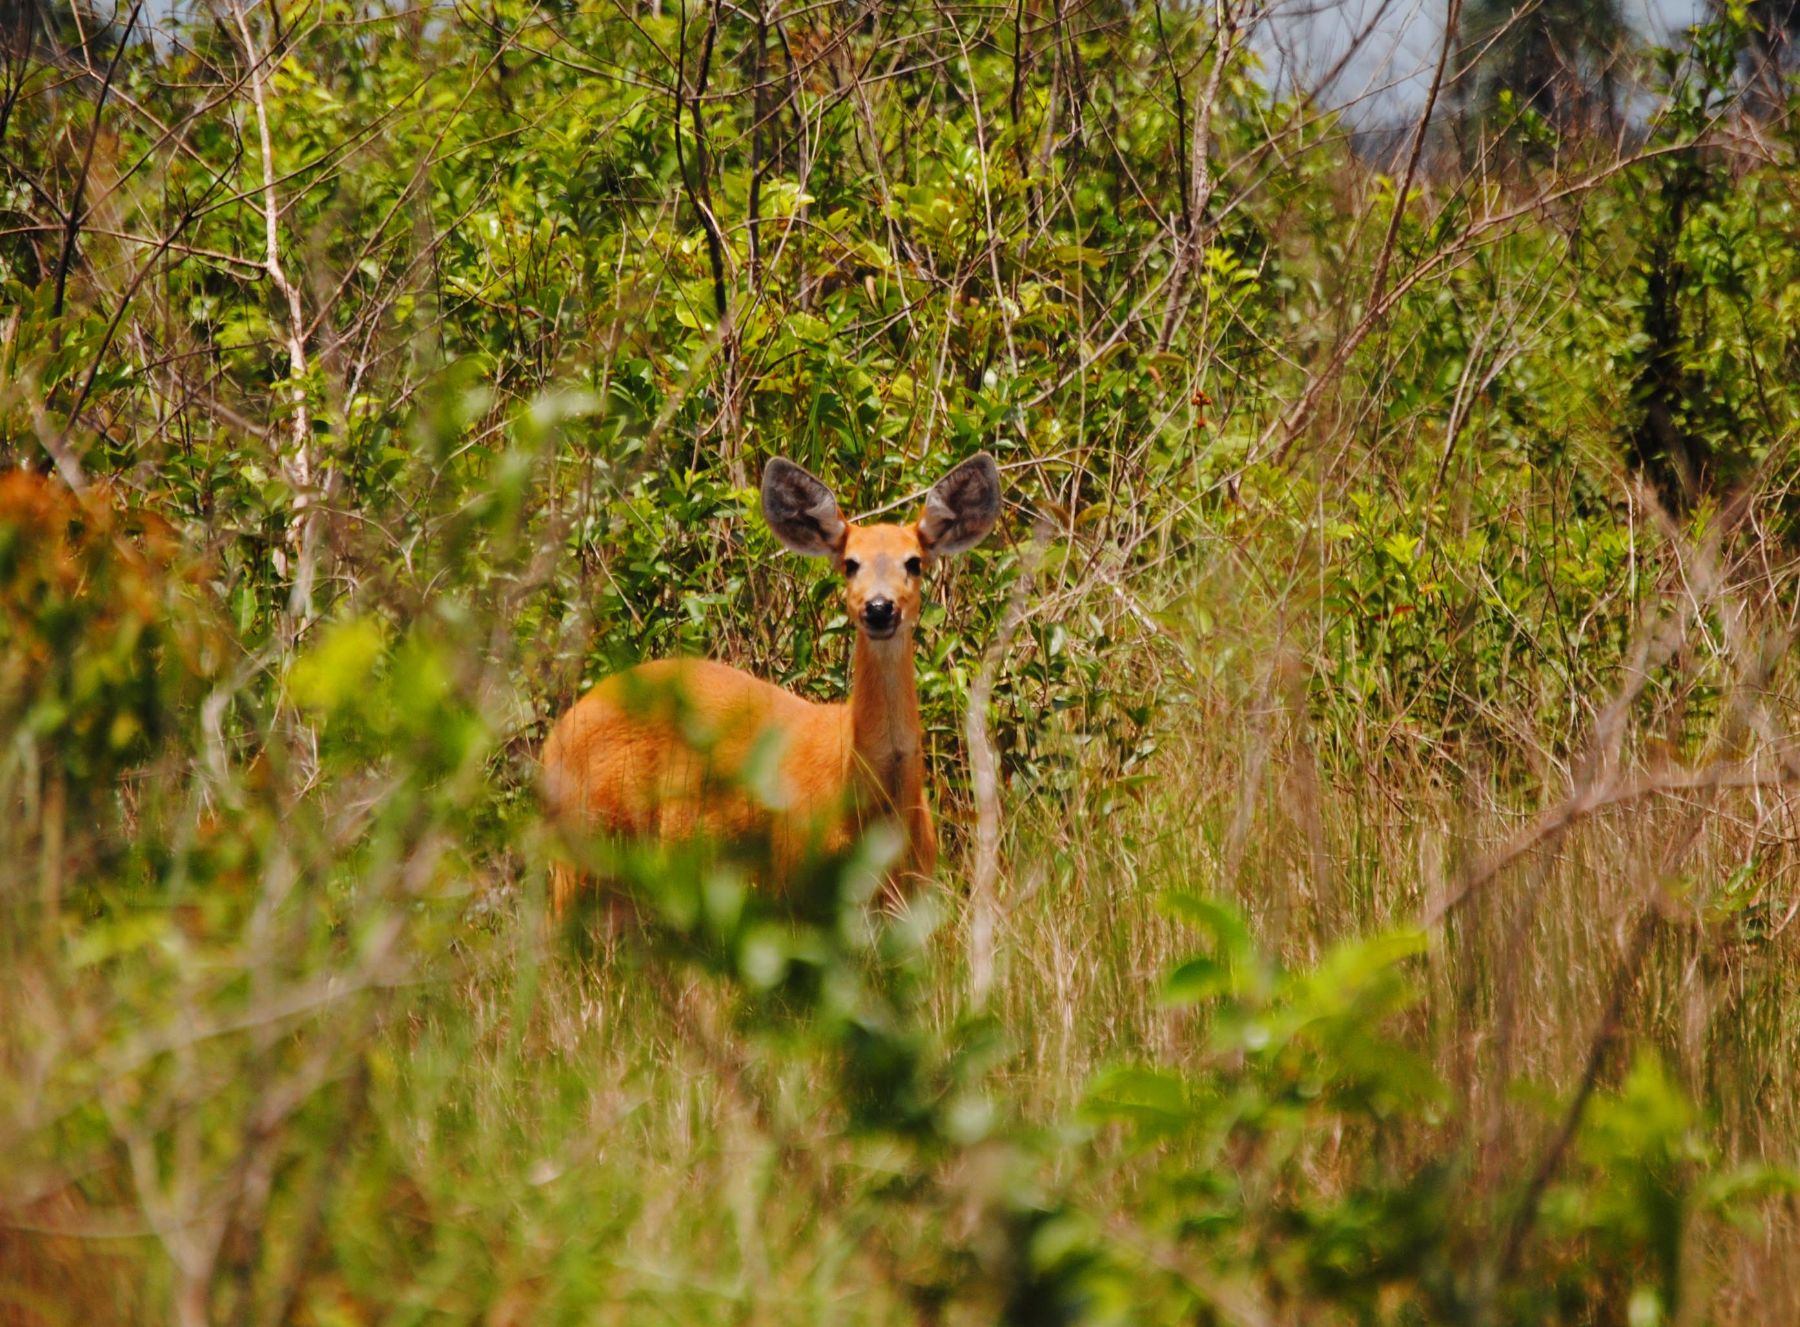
[[850, 632, 921, 806]]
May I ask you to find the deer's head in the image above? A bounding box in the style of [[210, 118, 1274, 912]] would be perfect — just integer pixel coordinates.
[[762, 453, 1001, 646]]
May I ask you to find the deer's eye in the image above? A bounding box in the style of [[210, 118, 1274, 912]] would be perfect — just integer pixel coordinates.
[[904, 556, 922, 577], [843, 558, 861, 577]]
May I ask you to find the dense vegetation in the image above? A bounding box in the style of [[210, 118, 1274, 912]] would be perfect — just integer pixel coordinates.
[[6, 0, 1800, 1320]]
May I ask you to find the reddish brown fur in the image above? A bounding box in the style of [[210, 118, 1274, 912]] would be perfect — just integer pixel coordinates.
[[541, 455, 998, 916]]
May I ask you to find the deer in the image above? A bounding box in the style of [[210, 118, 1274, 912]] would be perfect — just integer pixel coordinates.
[[540, 452, 1002, 917]]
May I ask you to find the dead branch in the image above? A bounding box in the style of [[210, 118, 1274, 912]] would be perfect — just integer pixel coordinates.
[[964, 522, 1047, 1009]]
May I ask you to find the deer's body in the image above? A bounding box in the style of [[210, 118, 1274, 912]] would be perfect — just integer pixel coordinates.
[[542, 455, 998, 916]]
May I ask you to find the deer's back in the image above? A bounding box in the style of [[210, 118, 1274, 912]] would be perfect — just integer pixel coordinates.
[[541, 657, 852, 854]]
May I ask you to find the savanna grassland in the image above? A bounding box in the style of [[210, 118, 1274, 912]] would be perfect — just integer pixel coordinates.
[[6, 0, 1800, 1321]]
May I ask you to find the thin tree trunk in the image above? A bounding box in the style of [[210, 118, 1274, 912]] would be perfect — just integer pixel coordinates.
[[227, 0, 324, 631]]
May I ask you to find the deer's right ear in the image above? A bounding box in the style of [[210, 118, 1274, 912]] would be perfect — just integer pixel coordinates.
[[762, 458, 848, 557]]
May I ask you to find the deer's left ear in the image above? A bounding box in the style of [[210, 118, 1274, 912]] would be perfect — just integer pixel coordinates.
[[916, 452, 1001, 556]]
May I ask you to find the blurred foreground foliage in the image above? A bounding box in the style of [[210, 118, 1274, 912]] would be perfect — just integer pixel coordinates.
[[3, 458, 1795, 1321]]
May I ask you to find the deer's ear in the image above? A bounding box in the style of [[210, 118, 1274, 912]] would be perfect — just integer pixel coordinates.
[[916, 452, 1000, 556], [762, 458, 848, 557]]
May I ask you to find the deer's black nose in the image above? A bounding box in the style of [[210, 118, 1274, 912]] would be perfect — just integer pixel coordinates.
[[863, 597, 897, 631]]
